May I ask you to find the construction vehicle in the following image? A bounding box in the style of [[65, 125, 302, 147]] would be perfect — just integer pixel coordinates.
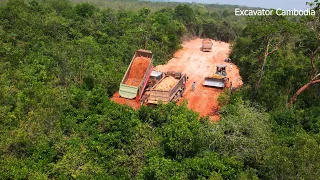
[[148, 71, 187, 104], [118, 49, 187, 105], [201, 38, 213, 52], [203, 64, 229, 88], [119, 49, 153, 101]]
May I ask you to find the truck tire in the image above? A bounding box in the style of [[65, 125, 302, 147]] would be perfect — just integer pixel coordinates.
[[177, 91, 182, 101], [140, 94, 148, 105]]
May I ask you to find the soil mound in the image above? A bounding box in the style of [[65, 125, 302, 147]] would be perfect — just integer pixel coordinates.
[[154, 76, 179, 91], [125, 56, 151, 86]]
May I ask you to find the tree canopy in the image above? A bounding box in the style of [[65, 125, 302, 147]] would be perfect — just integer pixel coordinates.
[[0, 0, 320, 179]]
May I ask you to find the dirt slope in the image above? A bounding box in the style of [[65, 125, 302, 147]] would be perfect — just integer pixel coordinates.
[[111, 38, 243, 121]]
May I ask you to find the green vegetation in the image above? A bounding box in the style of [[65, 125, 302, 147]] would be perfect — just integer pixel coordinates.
[[0, 0, 320, 179], [74, 0, 246, 41], [228, 1, 320, 179]]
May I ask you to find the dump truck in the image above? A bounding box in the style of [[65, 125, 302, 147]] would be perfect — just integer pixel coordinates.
[[148, 71, 187, 104], [203, 64, 229, 88], [201, 38, 213, 52], [119, 49, 153, 101]]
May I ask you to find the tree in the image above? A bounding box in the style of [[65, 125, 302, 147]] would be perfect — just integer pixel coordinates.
[[244, 14, 297, 99], [230, 12, 311, 110], [74, 3, 96, 18], [262, 133, 320, 179], [211, 100, 272, 168], [289, 1, 320, 105]]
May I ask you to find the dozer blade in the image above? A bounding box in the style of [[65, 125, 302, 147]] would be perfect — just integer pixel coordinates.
[[203, 78, 225, 88]]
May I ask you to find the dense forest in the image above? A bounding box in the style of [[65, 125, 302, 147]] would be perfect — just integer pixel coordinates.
[[0, 0, 319, 179]]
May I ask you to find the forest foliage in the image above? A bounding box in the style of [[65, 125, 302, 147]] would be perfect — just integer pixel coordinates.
[[0, 0, 320, 179]]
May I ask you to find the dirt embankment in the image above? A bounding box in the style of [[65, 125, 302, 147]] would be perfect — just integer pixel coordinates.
[[111, 38, 243, 122]]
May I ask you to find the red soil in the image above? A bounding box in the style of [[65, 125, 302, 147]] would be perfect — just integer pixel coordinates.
[[111, 38, 243, 122], [155, 38, 242, 122], [202, 39, 212, 44], [124, 56, 151, 86], [111, 92, 141, 110]]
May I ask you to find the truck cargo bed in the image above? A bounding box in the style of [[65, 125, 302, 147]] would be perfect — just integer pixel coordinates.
[[202, 39, 213, 52], [119, 49, 153, 100], [148, 72, 186, 104]]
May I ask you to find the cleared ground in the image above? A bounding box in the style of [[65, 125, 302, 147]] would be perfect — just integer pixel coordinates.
[[111, 38, 243, 121]]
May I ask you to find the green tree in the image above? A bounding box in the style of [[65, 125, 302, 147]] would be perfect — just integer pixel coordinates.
[[263, 133, 320, 179], [211, 100, 272, 168]]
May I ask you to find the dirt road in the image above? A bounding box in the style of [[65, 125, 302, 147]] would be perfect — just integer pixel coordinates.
[[155, 38, 242, 121], [111, 38, 243, 121]]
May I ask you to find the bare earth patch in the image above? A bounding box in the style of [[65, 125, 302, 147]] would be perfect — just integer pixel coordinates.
[[111, 38, 243, 122]]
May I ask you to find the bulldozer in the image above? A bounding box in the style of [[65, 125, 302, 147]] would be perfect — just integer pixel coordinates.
[[203, 64, 229, 88]]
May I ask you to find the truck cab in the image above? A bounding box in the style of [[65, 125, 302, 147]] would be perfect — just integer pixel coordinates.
[[148, 71, 164, 89]]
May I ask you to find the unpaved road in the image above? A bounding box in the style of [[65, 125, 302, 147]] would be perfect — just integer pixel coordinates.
[[111, 38, 243, 121]]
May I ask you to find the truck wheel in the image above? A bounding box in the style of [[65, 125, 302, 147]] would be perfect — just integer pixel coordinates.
[[177, 92, 182, 101], [140, 99, 145, 105]]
